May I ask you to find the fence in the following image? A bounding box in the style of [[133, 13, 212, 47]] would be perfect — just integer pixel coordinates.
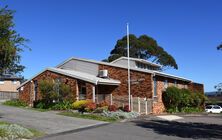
[[112, 95, 153, 114], [0, 91, 19, 100]]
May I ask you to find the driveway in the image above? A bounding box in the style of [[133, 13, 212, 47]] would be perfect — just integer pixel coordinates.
[[41, 114, 222, 140], [0, 104, 106, 134]]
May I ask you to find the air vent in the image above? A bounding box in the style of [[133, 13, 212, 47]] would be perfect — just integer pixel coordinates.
[[99, 70, 108, 78]]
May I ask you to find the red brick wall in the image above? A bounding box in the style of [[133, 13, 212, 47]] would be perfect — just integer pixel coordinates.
[[19, 70, 94, 105], [19, 82, 32, 105], [152, 76, 191, 114], [188, 82, 204, 94], [86, 83, 93, 99], [99, 65, 153, 98], [152, 79, 165, 114], [152, 75, 204, 114]]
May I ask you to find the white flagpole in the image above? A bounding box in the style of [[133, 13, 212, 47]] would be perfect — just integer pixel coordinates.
[[127, 23, 131, 110]]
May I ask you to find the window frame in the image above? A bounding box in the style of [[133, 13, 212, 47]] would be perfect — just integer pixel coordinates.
[[79, 84, 87, 100], [174, 80, 177, 87], [164, 79, 168, 89], [12, 80, 17, 85], [0, 79, 4, 85]]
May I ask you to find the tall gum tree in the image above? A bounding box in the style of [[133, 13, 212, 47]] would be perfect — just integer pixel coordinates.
[[104, 34, 178, 70], [0, 6, 29, 75]]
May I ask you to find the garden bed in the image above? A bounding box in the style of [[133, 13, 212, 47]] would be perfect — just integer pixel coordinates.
[[58, 110, 140, 122], [58, 111, 119, 122], [0, 121, 44, 139]]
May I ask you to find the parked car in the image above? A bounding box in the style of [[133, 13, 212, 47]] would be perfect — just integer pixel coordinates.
[[205, 105, 222, 113]]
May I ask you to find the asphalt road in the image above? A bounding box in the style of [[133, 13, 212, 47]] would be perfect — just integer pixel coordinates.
[[0, 104, 106, 134], [41, 115, 222, 140]]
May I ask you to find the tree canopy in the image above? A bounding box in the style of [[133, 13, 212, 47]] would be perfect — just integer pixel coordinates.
[[217, 43, 222, 50], [0, 6, 29, 75], [215, 83, 222, 94], [104, 34, 178, 70]]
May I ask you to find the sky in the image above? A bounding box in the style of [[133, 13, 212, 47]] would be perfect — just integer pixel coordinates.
[[1, 0, 222, 92]]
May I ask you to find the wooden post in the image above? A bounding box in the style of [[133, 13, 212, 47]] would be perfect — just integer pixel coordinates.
[[131, 95, 133, 112], [76, 82, 79, 101], [110, 94, 113, 105], [96, 86, 98, 104], [92, 85, 95, 103], [145, 98, 148, 115]]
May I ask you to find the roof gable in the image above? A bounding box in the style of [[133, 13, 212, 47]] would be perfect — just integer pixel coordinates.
[[110, 57, 162, 68], [56, 57, 191, 82]]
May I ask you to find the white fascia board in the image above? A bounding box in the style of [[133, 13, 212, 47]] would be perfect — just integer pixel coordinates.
[[17, 68, 98, 90], [154, 71, 192, 82]]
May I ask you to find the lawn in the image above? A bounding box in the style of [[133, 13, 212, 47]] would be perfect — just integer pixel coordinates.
[[58, 111, 119, 122], [2, 100, 49, 112]]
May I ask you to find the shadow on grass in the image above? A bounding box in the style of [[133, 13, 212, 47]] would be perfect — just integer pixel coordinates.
[[132, 119, 222, 139]]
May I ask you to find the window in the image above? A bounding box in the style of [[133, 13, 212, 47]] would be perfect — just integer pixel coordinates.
[[0, 79, 4, 85], [34, 80, 38, 101], [12, 80, 17, 84], [213, 106, 221, 109], [79, 83, 86, 100], [174, 80, 177, 87], [153, 77, 157, 97], [164, 79, 168, 89], [55, 78, 61, 95], [206, 106, 212, 109]]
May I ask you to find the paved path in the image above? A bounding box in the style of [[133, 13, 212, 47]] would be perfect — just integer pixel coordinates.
[[41, 115, 222, 140], [0, 104, 106, 134], [156, 115, 183, 121]]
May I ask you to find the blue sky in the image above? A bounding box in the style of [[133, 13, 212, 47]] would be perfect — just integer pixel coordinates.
[[1, 0, 222, 92]]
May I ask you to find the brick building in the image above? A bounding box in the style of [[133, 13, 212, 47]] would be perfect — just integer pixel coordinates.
[[0, 74, 21, 93], [17, 57, 204, 114]]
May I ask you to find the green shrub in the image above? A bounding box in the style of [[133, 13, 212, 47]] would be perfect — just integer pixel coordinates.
[[163, 87, 206, 113], [72, 100, 93, 113], [181, 107, 203, 113], [34, 100, 54, 109], [3, 99, 27, 107], [39, 79, 58, 106], [58, 83, 74, 102], [39, 78, 74, 108], [35, 102, 46, 109], [167, 108, 179, 113], [72, 100, 89, 109], [163, 87, 181, 110], [179, 89, 192, 110], [51, 101, 72, 110]]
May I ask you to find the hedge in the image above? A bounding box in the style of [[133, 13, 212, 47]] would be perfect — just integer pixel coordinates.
[[162, 87, 206, 113]]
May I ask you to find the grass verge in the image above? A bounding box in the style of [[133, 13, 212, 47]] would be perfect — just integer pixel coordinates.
[[0, 121, 44, 138], [2, 100, 49, 112], [58, 111, 119, 122]]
